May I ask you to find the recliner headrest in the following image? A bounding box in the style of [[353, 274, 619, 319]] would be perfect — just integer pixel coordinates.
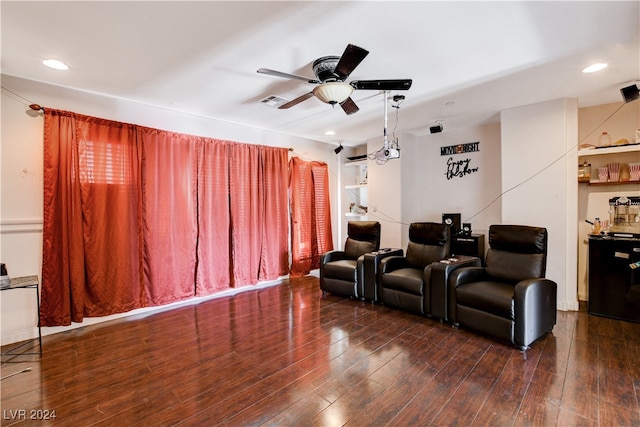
[[348, 221, 380, 242], [409, 222, 449, 246], [344, 221, 381, 259], [489, 225, 547, 254]]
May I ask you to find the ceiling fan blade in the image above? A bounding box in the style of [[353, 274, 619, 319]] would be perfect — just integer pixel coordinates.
[[340, 97, 359, 115], [350, 79, 413, 91], [334, 44, 369, 80], [278, 92, 315, 109], [257, 68, 320, 84]]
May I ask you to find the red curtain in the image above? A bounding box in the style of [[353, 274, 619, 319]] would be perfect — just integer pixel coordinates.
[[289, 157, 334, 277], [228, 143, 289, 286], [229, 143, 262, 286], [41, 111, 144, 325], [196, 139, 231, 295], [310, 162, 334, 258], [139, 128, 199, 306], [257, 146, 289, 280], [40, 110, 290, 326]]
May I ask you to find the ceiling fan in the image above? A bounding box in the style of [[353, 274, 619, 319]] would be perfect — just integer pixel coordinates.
[[257, 44, 412, 115]]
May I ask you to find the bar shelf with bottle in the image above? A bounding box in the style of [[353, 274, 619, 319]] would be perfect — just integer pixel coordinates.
[[577, 143, 640, 186]]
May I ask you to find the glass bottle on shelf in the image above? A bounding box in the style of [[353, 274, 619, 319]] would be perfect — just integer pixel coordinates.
[[598, 131, 612, 147], [578, 161, 591, 182]]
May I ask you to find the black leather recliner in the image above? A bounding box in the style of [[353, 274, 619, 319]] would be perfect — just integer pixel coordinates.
[[379, 222, 451, 314], [320, 221, 381, 298], [448, 224, 557, 351]]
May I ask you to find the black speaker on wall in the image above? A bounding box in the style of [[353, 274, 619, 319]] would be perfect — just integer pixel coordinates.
[[621, 83, 639, 103], [442, 213, 461, 235]]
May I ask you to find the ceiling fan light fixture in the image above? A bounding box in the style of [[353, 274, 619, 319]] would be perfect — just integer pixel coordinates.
[[313, 82, 354, 105]]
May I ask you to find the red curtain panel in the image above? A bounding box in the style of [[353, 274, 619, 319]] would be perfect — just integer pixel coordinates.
[[40, 110, 290, 326], [138, 127, 199, 306], [229, 143, 263, 287], [195, 139, 232, 295], [257, 146, 290, 281], [41, 110, 144, 325], [310, 162, 334, 258], [289, 157, 334, 277], [228, 143, 290, 287]]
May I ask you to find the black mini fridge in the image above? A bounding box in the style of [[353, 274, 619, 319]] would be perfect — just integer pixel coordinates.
[[588, 235, 640, 323]]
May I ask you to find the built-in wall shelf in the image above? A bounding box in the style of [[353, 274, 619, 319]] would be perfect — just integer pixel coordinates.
[[581, 180, 640, 186], [577, 144, 640, 186], [344, 159, 368, 167], [343, 158, 368, 221], [578, 144, 640, 157]]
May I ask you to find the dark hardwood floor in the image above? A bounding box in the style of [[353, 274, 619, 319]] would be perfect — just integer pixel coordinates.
[[2, 275, 640, 426]]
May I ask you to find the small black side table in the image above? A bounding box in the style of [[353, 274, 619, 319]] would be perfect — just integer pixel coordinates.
[[1, 276, 42, 357], [429, 255, 481, 322], [452, 234, 485, 264], [359, 248, 404, 302]]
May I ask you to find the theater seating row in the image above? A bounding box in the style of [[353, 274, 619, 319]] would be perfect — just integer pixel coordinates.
[[319, 221, 557, 351]]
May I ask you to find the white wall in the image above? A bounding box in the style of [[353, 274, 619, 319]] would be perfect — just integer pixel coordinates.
[[1, 83, 47, 346], [1, 74, 341, 344], [364, 124, 502, 251], [500, 98, 579, 311], [365, 135, 404, 249], [402, 124, 502, 245]]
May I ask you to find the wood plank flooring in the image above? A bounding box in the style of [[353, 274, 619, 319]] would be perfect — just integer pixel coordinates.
[[2, 275, 640, 426]]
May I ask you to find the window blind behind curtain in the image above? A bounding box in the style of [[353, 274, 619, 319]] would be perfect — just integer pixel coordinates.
[[40, 110, 291, 326]]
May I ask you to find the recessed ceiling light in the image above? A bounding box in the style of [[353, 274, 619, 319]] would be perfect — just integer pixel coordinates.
[[325, 130, 336, 136], [582, 63, 607, 73], [42, 59, 69, 70]]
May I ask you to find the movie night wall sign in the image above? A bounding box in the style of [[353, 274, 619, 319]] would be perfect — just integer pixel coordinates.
[[440, 141, 480, 180]]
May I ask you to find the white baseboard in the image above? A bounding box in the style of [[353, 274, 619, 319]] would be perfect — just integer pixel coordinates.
[[558, 299, 580, 311], [1, 328, 39, 347]]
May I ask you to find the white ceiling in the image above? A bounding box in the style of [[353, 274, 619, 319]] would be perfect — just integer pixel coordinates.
[[2, 1, 639, 145]]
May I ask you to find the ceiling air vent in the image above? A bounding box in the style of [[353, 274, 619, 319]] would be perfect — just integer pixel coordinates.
[[260, 95, 288, 108]]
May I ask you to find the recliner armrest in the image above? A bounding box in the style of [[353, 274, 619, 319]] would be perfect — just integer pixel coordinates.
[[514, 278, 557, 310], [320, 250, 348, 265], [448, 266, 487, 288], [429, 257, 481, 320], [514, 278, 556, 298], [514, 278, 557, 348], [380, 256, 411, 273], [447, 266, 487, 323]]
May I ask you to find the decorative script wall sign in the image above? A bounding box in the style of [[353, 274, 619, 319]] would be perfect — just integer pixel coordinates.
[[441, 141, 480, 180]]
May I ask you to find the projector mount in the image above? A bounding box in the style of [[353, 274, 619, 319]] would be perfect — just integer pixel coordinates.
[[368, 91, 403, 165]]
